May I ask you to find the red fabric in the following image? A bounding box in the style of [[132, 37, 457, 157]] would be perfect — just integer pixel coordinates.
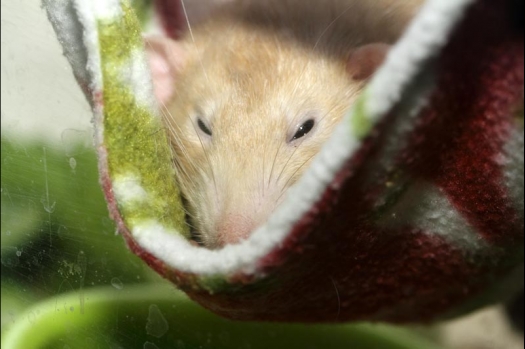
[[176, 0, 524, 323], [405, 0, 524, 247], [102, 0, 523, 323]]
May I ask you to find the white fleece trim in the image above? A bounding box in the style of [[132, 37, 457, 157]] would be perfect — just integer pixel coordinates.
[[42, 0, 91, 92], [73, 1, 103, 94], [92, 0, 122, 20], [367, 0, 477, 120], [72, 0, 110, 164], [113, 173, 149, 204], [120, 50, 158, 113]]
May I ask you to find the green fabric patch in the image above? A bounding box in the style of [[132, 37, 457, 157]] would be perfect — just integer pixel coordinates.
[[351, 94, 374, 139], [97, 1, 189, 237]]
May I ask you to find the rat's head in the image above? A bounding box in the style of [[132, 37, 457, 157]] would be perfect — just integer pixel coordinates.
[[146, 24, 389, 249]]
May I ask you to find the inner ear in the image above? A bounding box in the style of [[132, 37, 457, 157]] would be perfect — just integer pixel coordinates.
[[346, 43, 391, 81], [144, 36, 187, 105]]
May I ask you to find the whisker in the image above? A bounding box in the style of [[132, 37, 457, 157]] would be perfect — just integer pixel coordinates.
[[192, 126, 219, 198], [267, 140, 283, 188], [274, 96, 317, 184], [294, 2, 356, 103], [275, 142, 300, 185], [158, 103, 200, 175], [313, 3, 355, 51], [276, 152, 316, 204], [330, 277, 342, 321], [180, 0, 210, 83]]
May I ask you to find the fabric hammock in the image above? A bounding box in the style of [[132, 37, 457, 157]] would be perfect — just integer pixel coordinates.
[[44, 0, 524, 323]]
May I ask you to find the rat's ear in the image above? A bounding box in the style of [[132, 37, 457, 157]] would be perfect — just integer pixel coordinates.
[[144, 36, 187, 105], [347, 43, 391, 81]]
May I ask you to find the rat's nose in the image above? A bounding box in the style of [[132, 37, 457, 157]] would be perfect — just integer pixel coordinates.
[[215, 214, 256, 247]]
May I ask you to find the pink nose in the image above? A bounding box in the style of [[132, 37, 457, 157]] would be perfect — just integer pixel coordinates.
[[215, 214, 256, 247]]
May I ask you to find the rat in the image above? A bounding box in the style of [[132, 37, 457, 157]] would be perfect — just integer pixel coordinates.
[[145, 0, 423, 249]]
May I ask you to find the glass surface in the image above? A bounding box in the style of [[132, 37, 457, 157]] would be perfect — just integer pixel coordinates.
[[1, 1, 523, 348]]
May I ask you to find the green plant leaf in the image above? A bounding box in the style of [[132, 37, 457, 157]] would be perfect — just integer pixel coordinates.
[[2, 284, 444, 349]]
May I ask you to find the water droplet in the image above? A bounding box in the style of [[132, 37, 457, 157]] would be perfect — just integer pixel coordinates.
[[146, 304, 169, 338], [16, 250, 22, 257], [57, 225, 69, 240], [40, 197, 56, 213], [143, 342, 159, 349], [69, 157, 77, 170], [45, 203, 56, 213], [111, 277, 124, 290]]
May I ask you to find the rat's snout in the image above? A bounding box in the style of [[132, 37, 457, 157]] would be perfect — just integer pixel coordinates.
[[215, 213, 256, 247]]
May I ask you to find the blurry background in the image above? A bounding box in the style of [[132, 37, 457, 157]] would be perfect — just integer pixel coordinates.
[[1, 1, 523, 348], [1, 1, 183, 347]]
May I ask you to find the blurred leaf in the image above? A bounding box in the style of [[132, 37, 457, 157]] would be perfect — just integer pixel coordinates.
[[1, 136, 159, 302], [2, 284, 444, 349]]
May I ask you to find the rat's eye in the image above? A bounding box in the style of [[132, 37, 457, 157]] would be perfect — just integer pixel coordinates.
[[291, 119, 315, 141], [197, 118, 212, 136]]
